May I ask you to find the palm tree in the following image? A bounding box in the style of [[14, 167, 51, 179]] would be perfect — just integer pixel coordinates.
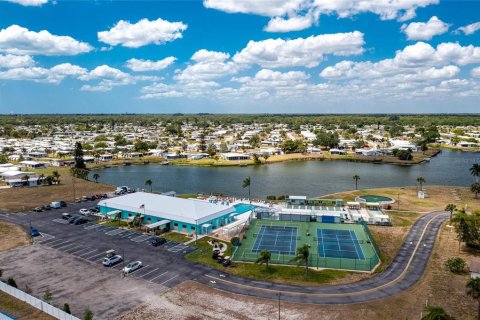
[[52, 170, 60, 184], [290, 244, 310, 275], [466, 277, 480, 320], [421, 305, 455, 320], [115, 211, 121, 227], [353, 175, 360, 190], [263, 153, 270, 164], [417, 176, 426, 191], [92, 173, 100, 183], [39, 173, 45, 185], [471, 163, 480, 183], [242, 176, 251, 204], [255, 249, 271, 269], [445, 204, 457, 222], [145, 179, 153, 192], [472, 182, 480, 199], [21, 174, 30, 187]]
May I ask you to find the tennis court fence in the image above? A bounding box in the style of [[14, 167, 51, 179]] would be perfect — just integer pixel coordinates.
[[233, 250, 379, 271]]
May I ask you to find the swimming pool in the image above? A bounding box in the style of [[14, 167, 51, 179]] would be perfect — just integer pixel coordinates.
[[234, 203, 256, 214]]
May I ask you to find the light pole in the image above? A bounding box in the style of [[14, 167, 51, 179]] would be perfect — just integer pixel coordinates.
[[277, 292, 281, 320], [195, 219, 198, 244]]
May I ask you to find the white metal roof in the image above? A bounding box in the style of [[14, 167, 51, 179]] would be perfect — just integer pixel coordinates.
[[98, 192, 235, 225], [145, 220, 171, 229], [288, 195, 307, 200]]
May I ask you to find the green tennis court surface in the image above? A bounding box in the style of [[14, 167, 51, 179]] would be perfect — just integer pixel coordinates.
[[233, 219, 380, 272]]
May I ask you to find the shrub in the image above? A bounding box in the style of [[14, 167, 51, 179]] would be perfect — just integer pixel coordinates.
[[83, 308, 93, 320], [63, 303, 71, 314], [277, 195, 286, 201], [266, 195, 276, 200], [445, 257, 466, 274], [43, 289, 53, 303], [6, 277, 17, 288], [231, 237, 241, 246]]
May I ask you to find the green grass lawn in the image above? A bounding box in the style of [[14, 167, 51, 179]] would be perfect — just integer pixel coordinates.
[[100, 220, 129, 227], [161, 231, 192, 243], [186, 237, 352, 286], [177, 194, 199, 199]]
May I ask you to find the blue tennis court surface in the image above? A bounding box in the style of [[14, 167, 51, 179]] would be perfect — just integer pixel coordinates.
[[252, 226, 298, 255], [317, 228, 365, 260]]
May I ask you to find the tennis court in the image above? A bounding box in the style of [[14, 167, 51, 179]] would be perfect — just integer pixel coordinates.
[[316, 228, 365, 260], [252, 226, 298, 255], [233, 219, 381, 272]]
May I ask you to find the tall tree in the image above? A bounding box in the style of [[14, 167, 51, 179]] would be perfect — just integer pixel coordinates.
[[52, 170, 61, 184], [353, 175, 360, 190], [73, 142, 86, 169], [255, 249, 271, 269], [92, 173, 100, 183], [242, 176, 251, 204], [445, 204, 457, 222], [467, 277, 480, 320], [290, 244, 310, 274], [472, 183, 480, 199], [417, 176, 426, 191], [145, 179, 153, 192], [471, 163, 480, 183]]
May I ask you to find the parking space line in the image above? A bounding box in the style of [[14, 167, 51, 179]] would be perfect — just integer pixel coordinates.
[[39, 238, 63, 245], [137, 267, 159, 278], [78, 249, 97, 257], [128, 265, 148, 275], [106, 229, 124, 236], [149, 271, 168, 282], [63, 244, 85, 252], [159, 274, 178, 286], [131, 234, 150, 242], [49, 240, 75, 248], [58, 243, 82, 251], [85, 252, 105, 260], [68, 247, 91, 255]]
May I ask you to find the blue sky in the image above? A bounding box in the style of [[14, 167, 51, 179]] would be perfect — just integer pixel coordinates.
[[0, 0, 479, 114]]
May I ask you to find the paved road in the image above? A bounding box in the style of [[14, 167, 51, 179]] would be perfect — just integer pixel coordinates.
[[0, 203, 448, 305]]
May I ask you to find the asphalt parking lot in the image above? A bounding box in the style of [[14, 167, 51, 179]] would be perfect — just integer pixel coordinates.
[[0, 200, 203, 290]]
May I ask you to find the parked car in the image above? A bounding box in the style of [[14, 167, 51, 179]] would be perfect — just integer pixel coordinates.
[[102, 255, 123, 267], [73, 217, 88, 225], [68, 216, 81, 224], [32, 207, 43, 212], [59, 201, 67, 207], [89, 207, 99, 213], [79, 209, 91, 215], [122, 261, 142, 273], [30, 227, 40, 237], [81, 196, 88, 201], [42, 204, 52, 211], [50, 201, 62, 209], [222, 256, 231, 267], [61, 212, 72, 220], [150, 237, 167, 247]]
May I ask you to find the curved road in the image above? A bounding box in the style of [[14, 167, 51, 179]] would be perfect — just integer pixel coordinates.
[[195, 211, 449, 304]]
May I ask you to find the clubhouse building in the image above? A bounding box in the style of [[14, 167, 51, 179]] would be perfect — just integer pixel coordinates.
[[98, 192, 237, 235]]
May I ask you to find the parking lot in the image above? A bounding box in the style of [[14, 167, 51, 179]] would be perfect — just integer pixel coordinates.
[[0, 201, 204, 290]]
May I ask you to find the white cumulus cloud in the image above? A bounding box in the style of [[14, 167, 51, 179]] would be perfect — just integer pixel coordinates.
[[5, 0, 48, 6], [175, 49, 239, 81], [455, 22, 480, 36], [0, 63, 86, 83], [204, 0, 438, 32], [471, 67, 480, 78], [0, 54, 34, 68], [98, 18, 187, 48], [125, 57, 176, 72], [233, 31, 365, 68], [0, 25, 92, 56], [401, 16, 450, 40]]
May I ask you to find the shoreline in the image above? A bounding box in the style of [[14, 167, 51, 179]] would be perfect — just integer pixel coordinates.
[[87, 148, 441, 171]]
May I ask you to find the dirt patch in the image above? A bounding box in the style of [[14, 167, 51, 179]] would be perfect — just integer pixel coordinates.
[[0, 168, 114, 213], [0, 220, 30, 251], [0, 291, 54, 320]]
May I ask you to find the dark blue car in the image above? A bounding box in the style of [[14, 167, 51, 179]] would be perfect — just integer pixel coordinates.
[[30, 227, 40, 237]]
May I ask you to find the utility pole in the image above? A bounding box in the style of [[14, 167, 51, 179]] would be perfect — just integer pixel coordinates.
[[277, 292, 281, 320], [195, 219, 198, 244]]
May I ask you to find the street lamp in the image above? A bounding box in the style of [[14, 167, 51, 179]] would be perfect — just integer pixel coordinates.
[[277, 292, 281, 320], [195, 219, 198, 244]]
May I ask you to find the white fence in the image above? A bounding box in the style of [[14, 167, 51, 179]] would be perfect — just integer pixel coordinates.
[[0, 282, 80, 320]]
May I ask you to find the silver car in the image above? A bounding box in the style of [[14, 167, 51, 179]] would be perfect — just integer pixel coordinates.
[[122, 261, 142, 273], [102, 255, 123, 266]]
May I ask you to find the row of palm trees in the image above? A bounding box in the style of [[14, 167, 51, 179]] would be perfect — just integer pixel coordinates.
[[351, 174, 426, 191], [256, 244, 310, 274]]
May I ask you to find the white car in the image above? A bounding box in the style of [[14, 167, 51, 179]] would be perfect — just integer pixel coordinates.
[[122, 261, 142, 273], [102, 255, 123, 266], [79, 209, 91, 215]]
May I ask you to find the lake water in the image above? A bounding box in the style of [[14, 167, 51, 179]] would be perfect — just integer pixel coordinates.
[[90, 150, 480, 198]]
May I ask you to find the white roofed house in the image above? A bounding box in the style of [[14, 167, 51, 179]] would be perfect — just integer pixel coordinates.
[[0, 171, 39, 187], [19, 160, 48, 169], [220, 153, 250, 161], [98, 192, 237, 235]]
